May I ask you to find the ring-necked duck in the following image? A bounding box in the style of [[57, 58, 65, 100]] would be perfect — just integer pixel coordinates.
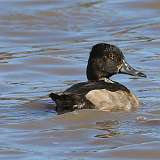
[[49, 43, 146, 113]]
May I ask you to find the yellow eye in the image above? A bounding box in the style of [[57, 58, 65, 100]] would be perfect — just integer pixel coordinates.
[[109, 53, 114, 60]]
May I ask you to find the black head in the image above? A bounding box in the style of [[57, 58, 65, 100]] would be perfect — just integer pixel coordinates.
[[86, 43, 146, 81]]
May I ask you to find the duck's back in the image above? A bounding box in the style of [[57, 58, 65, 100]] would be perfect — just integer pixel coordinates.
[[50, 80, 139, 113]]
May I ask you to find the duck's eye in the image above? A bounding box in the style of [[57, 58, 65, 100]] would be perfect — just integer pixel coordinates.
[[108, 53, 114, 60]]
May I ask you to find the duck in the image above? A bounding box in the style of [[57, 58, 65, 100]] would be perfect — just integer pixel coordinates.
[[49, 43, 146, 113]]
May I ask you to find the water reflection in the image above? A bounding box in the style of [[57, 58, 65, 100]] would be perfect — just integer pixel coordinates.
[[95, 120, 121, 138]]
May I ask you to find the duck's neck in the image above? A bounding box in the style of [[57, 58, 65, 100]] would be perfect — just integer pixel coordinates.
[[99, 77, 114, 83], [88, 77, 114, 83]]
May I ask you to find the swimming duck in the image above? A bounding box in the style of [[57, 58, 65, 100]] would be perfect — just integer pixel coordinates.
[[49, 43, 146, 113]]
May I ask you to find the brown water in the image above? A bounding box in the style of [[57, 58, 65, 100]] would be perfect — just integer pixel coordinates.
[[0, 0, 160, 159]]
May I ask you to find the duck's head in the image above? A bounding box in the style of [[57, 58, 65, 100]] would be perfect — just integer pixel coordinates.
[[87, 43, 146, 81]]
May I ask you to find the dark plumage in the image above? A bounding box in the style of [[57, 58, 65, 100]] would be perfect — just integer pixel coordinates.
[[87, 43, 124, 80], [49, 43, 146, 113]]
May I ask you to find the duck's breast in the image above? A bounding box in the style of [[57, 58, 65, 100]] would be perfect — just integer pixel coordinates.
[[85, 89, 139, 111]]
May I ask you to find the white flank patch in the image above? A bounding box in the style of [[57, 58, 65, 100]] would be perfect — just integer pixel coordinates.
[[85, 89, 139, 111]]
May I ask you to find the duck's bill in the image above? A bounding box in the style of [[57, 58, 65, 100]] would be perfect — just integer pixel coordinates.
[[119, 60, 147, 78]]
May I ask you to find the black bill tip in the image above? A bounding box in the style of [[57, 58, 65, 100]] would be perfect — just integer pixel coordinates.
[[136, 71, 147, 78]]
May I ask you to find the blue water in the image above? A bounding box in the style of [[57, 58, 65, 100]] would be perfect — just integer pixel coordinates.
[[0, 0, 160, 159]]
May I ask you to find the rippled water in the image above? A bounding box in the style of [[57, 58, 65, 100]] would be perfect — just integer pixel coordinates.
[[0, 0, 160, 159]]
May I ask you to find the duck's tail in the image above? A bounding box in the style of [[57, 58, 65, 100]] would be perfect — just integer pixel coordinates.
[[49, 92, 72, 102], [49, 92, 76, 113], [49, 92, 61, 102]]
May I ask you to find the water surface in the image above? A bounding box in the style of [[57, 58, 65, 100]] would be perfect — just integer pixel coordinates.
[[0, 0, 160, 159]]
